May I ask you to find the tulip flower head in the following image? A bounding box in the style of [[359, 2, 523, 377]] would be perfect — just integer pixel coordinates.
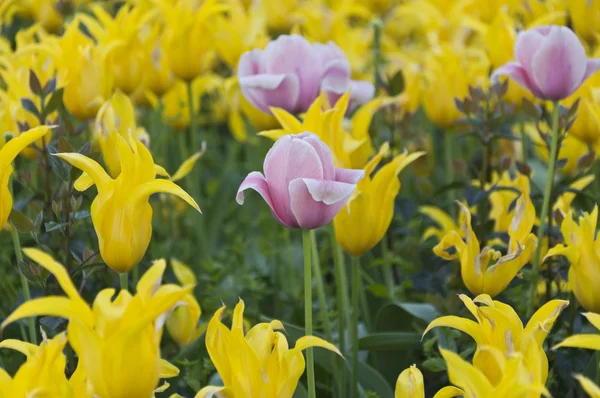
[[55, 134, 200, 273], [545, 206, 600, 313], [237, 132, 364, 229], [434, 195, 537, 297], [198, 299, 341, 397], [0, 126, 52, 229], [238, 34, 374, 115], [492, 25, 600, 101], [424, 294, 568, 385], [2, 250, 187, 398], [395, 365, 463, 398]]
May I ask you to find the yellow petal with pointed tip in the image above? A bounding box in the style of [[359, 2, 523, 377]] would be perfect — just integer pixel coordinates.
[[423, 316, 485, 345], [575, 375, 600, 398], [0, 339, 38, 357], [171, 152, 203, 182], [159, 359, 180, 378], [131, 179, 200, 213], [172, 259, 197, 286], [293, 336, 342, 357], [74, 172, 95, 192], [54, 153, 111, 192], [195, 386, 227, 398], [554, 334, 600, 350], [432, 386, 464, 398], [395, 365, 424, 398]]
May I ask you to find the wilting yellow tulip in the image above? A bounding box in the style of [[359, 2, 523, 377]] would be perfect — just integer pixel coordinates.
[[0, 333, 83, 397], [433, 195, 537, 297], [439, 346, 550, 397], [0, 126, 51, 229], [2, 249, 187, 398], [334, 146, 425, 257], [165, 259, 205, 347], [94, 90, 150, 177], [395, 365, 463, 398], [424, 294, 568, 385], [545, 206, 600, 313], [55, 134, 200, 273], [196, 299, 341, 397]]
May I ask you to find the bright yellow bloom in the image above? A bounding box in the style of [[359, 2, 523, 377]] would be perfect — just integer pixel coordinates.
[[2, 249, 186, 398], [422, 45, 489, 128], [166, 259, 205, 347], [258, 0, 299, 32], [13, 0, 65, 32], [425, 294, 568, 385], [433, 195, 537, 297], [487, 171, 530, 234], [161, 0, 224, 82], [334, 145, 425, 257], [0, 333, 83, 397], [94, 90, 150, 177], [197, 299, 341, 397], [420, 205, 462, 242], [563, 76, 600, 151], [395, 365, 463, 398], [545, 206, 600, 313], [569, 0, 600, 45], [55, 134, 200, 273], [440, 345, 550, 397], [139, 31, 176, 100], [0, 126, 51, 229]]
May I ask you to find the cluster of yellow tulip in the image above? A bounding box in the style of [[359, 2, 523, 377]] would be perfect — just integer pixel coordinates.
[[1, 0, 600, 397]]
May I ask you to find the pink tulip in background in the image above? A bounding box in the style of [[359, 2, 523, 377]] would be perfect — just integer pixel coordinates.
[[236, 133, 364, 230], [238, 35, 374, 115], [492, 25, 600, 101]]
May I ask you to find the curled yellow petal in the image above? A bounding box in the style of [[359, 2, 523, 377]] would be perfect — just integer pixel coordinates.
[[293, 335, 342, 358], [171, 151, 204, 183], [194, 386, 227, 398], [131, 179, 201, 213], [0, 339, 38, 357], [433, 386, 464, 398], [423, 316, 484, 345], [584, 313, 600, 331], [54, 153, 112, 192], [159, 359, 180, 378], [172, 259, 197, 286], [553, 334, 600, 350], [574, 374, 600, 398], [73, 172, 95, 192]]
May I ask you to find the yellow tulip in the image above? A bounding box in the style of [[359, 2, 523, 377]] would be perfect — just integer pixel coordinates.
[[161, 0, 224, 82], [545, 206, 600, 313], [57, 17, 116, 120], [165, 259, 205, 347], [0, 126, 51, 229], [15, 0, 63, 32], [2, 249, 188, 398], [334, 146, 425, 257], [439, 345, 550, 397], [395, 365, 463, 398], [425, 294, 568, 385], [197, 299, 341, 397], [55, 134, 200, 273], [569, 0, 600, 45], [139, 32, 176, 100], [422, 46, 490, 129], [0, 333, 79, 397], [94, 90, 150, 177], [433, 195, 537, 297], [487, 171, 530, 234]]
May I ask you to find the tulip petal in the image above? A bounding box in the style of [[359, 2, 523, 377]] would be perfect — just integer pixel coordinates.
[[269, 107, 303, 134], [515, 28, 546, 72], [74, 172, 95, 192], [194, 386, 227, 398], [433, 386, 464, 398], [22, 248, 80, 300], [335, 168, 366, 184], [2, 297, 76, 330], [293, 336, 342, 357], [583, 313, 600, 331], [236, 171, 286, 226], [132, 179, 200, 213], [574, 375, 600, 398], [491, 62, 543, 98], [583, 59, 600, 83], [172, 259, 197, 286], [440, 348, 493, 397], [531, 26, 587, 100], [289, 178, 356, 229], [137, 259, 166, 298], [321, 58, 351, 96], [554, 334, 600, 350], [54, 153, 112, 192], [0, 126, 51, 170], [239, 73, 300, 114], [349, 80, 375, 109], [396, 366, 425, 398], [170, 151, 203, 182], [299, 132, 336, 180], [0, 339, 38, 357], [423, 316, 485, 346], [524, 299, 569, 345], [159, 359, 180, 378]]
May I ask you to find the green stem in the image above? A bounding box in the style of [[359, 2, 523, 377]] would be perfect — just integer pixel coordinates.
[[529, 101, 560, 316], [132, 264, 139, 287], [119, 272, 128, 292], [444, 131, 454, 203], [332, 235, 348, 396], [302, 229, 315, 398], [351, 256, 360, 398], [520, 112, 528, 164], [310, 231, 332, 340], [10, 222, 37, 344], [358, 268, 372, 331], [381, 237, 394, 299], [372, 19, 383, 93]]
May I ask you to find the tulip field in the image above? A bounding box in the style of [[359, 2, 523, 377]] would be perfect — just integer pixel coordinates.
[[3, 0, 600, 397]]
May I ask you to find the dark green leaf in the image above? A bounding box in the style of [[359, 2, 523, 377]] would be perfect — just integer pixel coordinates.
[[44, 88, 64, 116], [358, 332, 421, 351], [9, 210, 34, 233], [78, 141, 92, 155], [29, 69, 43, 96], [422, 357, 447, 372], [47, 144, 71, 181], [74, 210, 90, 221], [58, 136, 74, 153], [21, 98, 41, 119], [45, 221, 67, 232], [388, 70, 405, 96], [392, 302, 440, 323], [43, 77, 57, 95]]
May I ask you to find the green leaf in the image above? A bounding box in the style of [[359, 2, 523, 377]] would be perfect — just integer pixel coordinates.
[[358, 332, 421, 351], [21, 98, 41, 120], [9, 210, 34, 233], [44, 88, 64, 116], [28, 69, 43, 96], [45, 221, 67, 232], [47, 144, 71, 181], [392, 302, 440, 323], [422, 357, 447, 372]]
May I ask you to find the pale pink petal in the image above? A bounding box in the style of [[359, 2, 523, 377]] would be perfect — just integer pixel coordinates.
[[264, 135, 324, 226], [348, 80, 375, 109], [239, 73, 300, 114], [515, 28, 546, 72], [582, 58, 600, 83], [238, 49, 262, 77], [335, 168, 365, 184], [491, 62, 543, 98], [236, 171, 287, 226], [532, 26, 587, 100], [321, 59, 351, 95], [261, 35, 321, 113], [296, 132, 336, 180], [288, 178, 356, 229]]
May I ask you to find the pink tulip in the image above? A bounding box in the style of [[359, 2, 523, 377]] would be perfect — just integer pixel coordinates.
[[236, 133, 364, 229], [238, 35, 374, 115], [492, 25, 600, 101]]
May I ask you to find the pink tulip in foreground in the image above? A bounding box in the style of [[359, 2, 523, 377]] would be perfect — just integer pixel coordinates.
[[492, 25, 600, 101], [238, 35, 374, 115], [237, 133, 364, 229]]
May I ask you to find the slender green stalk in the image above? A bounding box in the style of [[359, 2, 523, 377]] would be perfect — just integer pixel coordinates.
[[302, 229, 315, 398], [351, 256, 361, 398], [119, 273, 128, 292], [358, 268, 372, 331], [132, 264, 139, 287], [332, 234, 348, 397], [444, 132, 454, 202], [520, 112, 528, 164], [381, 237, 394, 299], [187, 81, 198, 156], [310, 230, 332, 340], [529, 101, 560, 316], [10, 222, 37, 344]]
